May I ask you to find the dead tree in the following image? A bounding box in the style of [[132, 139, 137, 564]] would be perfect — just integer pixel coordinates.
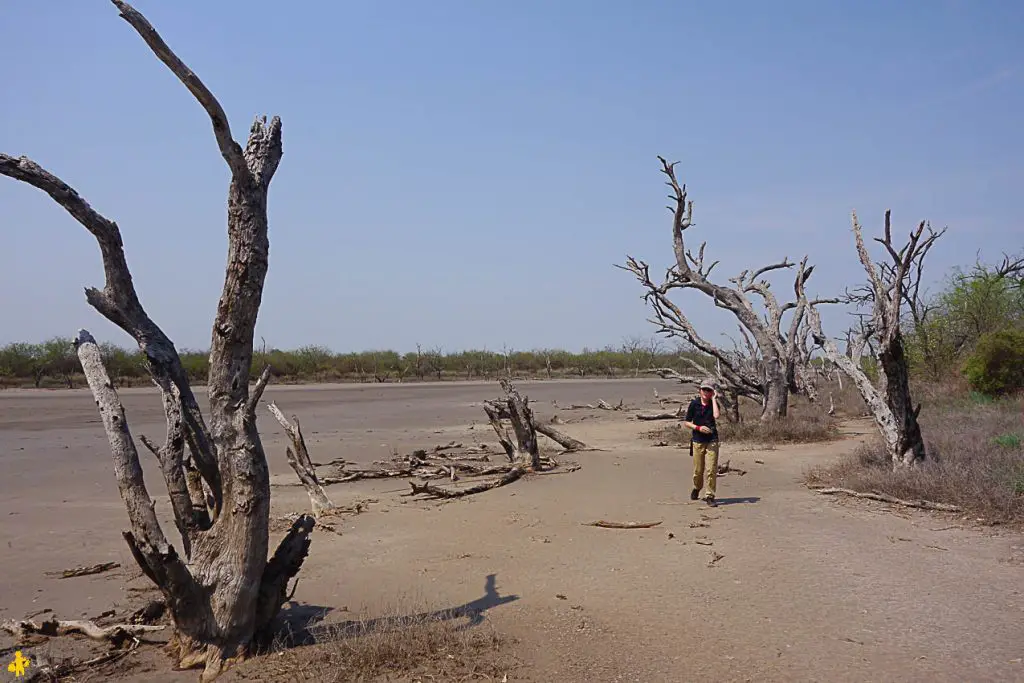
[[620, 157, 833, 421], [267, 403, 336, 515], [0, 2, 313, 678], [803, 210, 943, 468], [483, 379, 541, 470]]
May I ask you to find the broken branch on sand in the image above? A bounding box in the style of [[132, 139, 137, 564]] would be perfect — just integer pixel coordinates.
[[582, 520, 663, 529], [46, 562, 121, 579], [2, 618, 165, 647], [809, 486, 962, 512]]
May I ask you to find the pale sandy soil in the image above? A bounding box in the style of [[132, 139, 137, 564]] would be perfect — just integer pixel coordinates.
[[1, 379, 1022, 682]]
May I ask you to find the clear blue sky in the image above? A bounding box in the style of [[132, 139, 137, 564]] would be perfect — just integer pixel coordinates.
[[1, 0, 1021, 354]]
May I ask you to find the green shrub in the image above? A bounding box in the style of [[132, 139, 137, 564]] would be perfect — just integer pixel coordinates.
[[963, 329, 1024, 396], [994, 433, 1023, 449]]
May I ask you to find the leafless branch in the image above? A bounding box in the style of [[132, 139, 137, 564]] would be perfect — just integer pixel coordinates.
[[267, 403, 336, 515], [73, 331, 189, 584], [111, 0, 249, 180], [0, 155, 222, 511]]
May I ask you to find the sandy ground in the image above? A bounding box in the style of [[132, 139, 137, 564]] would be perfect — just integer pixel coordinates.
[[1, 378, 1022, 682]]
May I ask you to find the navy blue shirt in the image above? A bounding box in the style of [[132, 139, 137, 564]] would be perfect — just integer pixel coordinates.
[[684, 397, 718, 443]]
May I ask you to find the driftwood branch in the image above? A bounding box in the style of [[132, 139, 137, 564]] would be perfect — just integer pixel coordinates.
[[2, 618, 165, 647], [408, 466, 526, 499], [267, 403, 335, 515], [46, 562, 120, 579], [635, 411, 682, 421], [809, 487, 961, 512], [535, 422, 590, 452], [553, 398, 624, 411], [582, 520, 663, 529]]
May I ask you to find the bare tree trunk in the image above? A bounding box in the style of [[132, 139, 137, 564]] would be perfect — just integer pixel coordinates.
[[760, 366, 789, 420], [725, 389, 741, 422], [267, 401, 336, 515], [0, 3, 317, 678], [877, 334, 925, 465]]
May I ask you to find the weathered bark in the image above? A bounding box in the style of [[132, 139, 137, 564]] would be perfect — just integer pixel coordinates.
[[619, 158, 837, 420], [267, 402, 336, 515], [0, 3, 314, 679], [803, 211, 940, 468], [483, 379, 541, 470]]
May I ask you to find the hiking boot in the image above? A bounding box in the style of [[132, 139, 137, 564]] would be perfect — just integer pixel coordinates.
[[705, 497, 718, 508], [690, 488, 700, 501]]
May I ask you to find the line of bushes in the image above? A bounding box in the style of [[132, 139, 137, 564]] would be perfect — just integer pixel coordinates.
[[0, 338, 715, 389]]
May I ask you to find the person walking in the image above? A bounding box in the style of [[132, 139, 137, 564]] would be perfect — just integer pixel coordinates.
[[683, 379, 721, 507]]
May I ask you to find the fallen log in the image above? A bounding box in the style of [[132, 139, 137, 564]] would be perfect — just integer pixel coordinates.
[[809, 486, 962, 512], [582, 520, 663, 529]]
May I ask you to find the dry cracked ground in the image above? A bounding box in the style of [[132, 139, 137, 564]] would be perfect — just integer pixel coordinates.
[[1, 378, 1022, 682]]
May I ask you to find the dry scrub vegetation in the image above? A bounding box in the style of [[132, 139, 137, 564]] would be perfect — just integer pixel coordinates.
[[232, 602, 513, 682], [807, 384, 1024, 525]]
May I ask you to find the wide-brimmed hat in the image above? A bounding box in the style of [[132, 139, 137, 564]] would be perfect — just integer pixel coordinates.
[[699, 379, 715, 390]]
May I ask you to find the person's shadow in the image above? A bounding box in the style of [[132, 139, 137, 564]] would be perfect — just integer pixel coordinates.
[[278, 573, 518, 645], [713, 496, 760, 506]]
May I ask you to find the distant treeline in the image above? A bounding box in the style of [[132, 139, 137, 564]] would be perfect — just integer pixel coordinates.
[[0, 338, 713, 389]]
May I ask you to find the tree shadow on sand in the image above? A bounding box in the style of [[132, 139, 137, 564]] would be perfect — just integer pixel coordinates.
[[276, 573, 518, 646]]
